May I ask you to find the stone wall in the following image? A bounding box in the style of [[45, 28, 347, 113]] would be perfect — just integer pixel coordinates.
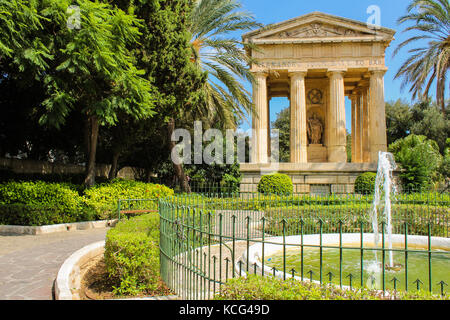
[[0, 158, 137, 180], [240, 163, 379, 195]]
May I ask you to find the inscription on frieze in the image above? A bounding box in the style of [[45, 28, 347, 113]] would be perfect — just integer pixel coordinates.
[[253, 58, 384, 70]]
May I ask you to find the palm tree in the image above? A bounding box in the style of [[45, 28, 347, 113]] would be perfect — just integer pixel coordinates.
[[169, 0, 260, 192], [188, 0, 261, 129], [393, 0, 449, 116]]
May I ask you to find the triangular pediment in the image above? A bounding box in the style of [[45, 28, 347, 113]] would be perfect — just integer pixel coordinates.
[[243, 12, 395, 43], [262, 22, 368, 39]]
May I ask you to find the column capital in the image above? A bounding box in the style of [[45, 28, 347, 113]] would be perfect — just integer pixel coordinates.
[[326, 68, 347, 77], [252, 71, 269, 78], [349, 93, 359, 101], [288, 70, 308, 79], [368, 67, 388, 77]]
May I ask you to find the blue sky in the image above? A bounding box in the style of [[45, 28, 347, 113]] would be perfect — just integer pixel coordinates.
[[233, 0, 426, 132]]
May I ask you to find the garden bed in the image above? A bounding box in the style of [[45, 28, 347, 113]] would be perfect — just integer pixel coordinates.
[[79, 255, 174, 300]]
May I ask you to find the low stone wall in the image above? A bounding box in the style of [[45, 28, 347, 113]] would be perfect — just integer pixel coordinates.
[[0, 157, 137, 180], [0, 220, 118, 235], [240, 162, 379, 194]]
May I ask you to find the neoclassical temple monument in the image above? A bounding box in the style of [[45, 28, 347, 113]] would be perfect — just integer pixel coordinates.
[[240, 12, 396, 194]]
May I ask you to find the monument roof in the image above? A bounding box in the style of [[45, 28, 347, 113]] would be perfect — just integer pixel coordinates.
[[242, 12, 395, 44]]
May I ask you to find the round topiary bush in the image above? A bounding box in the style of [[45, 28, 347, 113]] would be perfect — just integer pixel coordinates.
[[354, 172, 377, 194], [257, 173, 293, 195]]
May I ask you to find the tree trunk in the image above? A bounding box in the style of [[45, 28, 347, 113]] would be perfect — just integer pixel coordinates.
[[84, 115, 99, 188], [437, 80, 446, 117], [108, 150, 120, 180], [168, 118, 191, 193]]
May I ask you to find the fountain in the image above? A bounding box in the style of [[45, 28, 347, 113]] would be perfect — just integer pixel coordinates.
[[370, 151, 398, 273], [241, 151, 450, 294]]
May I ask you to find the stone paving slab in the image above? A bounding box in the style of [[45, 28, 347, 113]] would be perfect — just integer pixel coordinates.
[[0, 228, 108, 300]]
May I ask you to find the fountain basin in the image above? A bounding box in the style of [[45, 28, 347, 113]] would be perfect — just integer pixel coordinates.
[[241, 234, 450, 293]]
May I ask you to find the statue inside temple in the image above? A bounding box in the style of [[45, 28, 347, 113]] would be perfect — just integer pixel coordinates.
[[307, 113, 324, 145]]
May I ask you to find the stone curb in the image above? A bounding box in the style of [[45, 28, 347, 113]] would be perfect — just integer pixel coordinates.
[[0, 219, 118, 235], [55, 240, 105, 300]]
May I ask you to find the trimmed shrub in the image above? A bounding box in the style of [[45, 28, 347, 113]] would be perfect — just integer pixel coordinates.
[[83, 179, 174, 219], [0, 181, 84, 213], [214, 275, 448, 300], [257, 173, 293, 195], [0, 181, 93, 225], [0, 203, 96, 226], [354, 172, 377, 194], [104, 214, 169, 296]]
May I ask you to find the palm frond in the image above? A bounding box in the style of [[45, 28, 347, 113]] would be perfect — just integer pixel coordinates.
[[186, 0, 260, 129], [394, 0, 449, 114]]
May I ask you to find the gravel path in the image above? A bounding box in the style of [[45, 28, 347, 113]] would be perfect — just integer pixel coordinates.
[[0, 229, 108, 300]]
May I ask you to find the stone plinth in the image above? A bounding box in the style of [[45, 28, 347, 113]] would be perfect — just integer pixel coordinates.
[[240, 163, 378, 194], [307, 144, 327, 163]]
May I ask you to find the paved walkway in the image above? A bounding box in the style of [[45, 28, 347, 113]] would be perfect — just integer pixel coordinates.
[[0, 229, 108, 300]]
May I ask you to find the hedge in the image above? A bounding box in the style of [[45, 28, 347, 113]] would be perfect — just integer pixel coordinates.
[[0, 203, 95, 226], [0, 180, 85, 213], [104, 214, 169, 296], [0, 179, 174, 225], [214, 275, 448, 300], [83, 179, 174, 219], [264, 204, 449, 237], [180, 192, 450, 213]]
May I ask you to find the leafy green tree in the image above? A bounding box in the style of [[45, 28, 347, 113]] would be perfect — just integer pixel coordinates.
[[110, 0, 207, 191], [385, 99, 449, 153], [389, 134, 443, 190], [385, 99, 414, 145], [272, 107, 290, 163], [346, 131, 351, 163], [439, 138, 450, 185], [0, 0, 50, 72], [151, 0, 261, 192], [37, 0, 156, 187], [410, 100, 450, 153], [394, 0, 449, 115]]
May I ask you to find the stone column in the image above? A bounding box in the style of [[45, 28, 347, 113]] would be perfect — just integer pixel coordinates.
[[289, 71, 308, 163], [251, 72, 269, 164], [368, 69, 388, 162], [350, 94, 357, 163], [362, 87, 370, 163], [354, 92, 363, 163], [327, 69, 347, 163], [267, 95, 271, 159]]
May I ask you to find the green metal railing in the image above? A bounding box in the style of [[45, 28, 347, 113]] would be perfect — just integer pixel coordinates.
[[157, 189, 449, 299]]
